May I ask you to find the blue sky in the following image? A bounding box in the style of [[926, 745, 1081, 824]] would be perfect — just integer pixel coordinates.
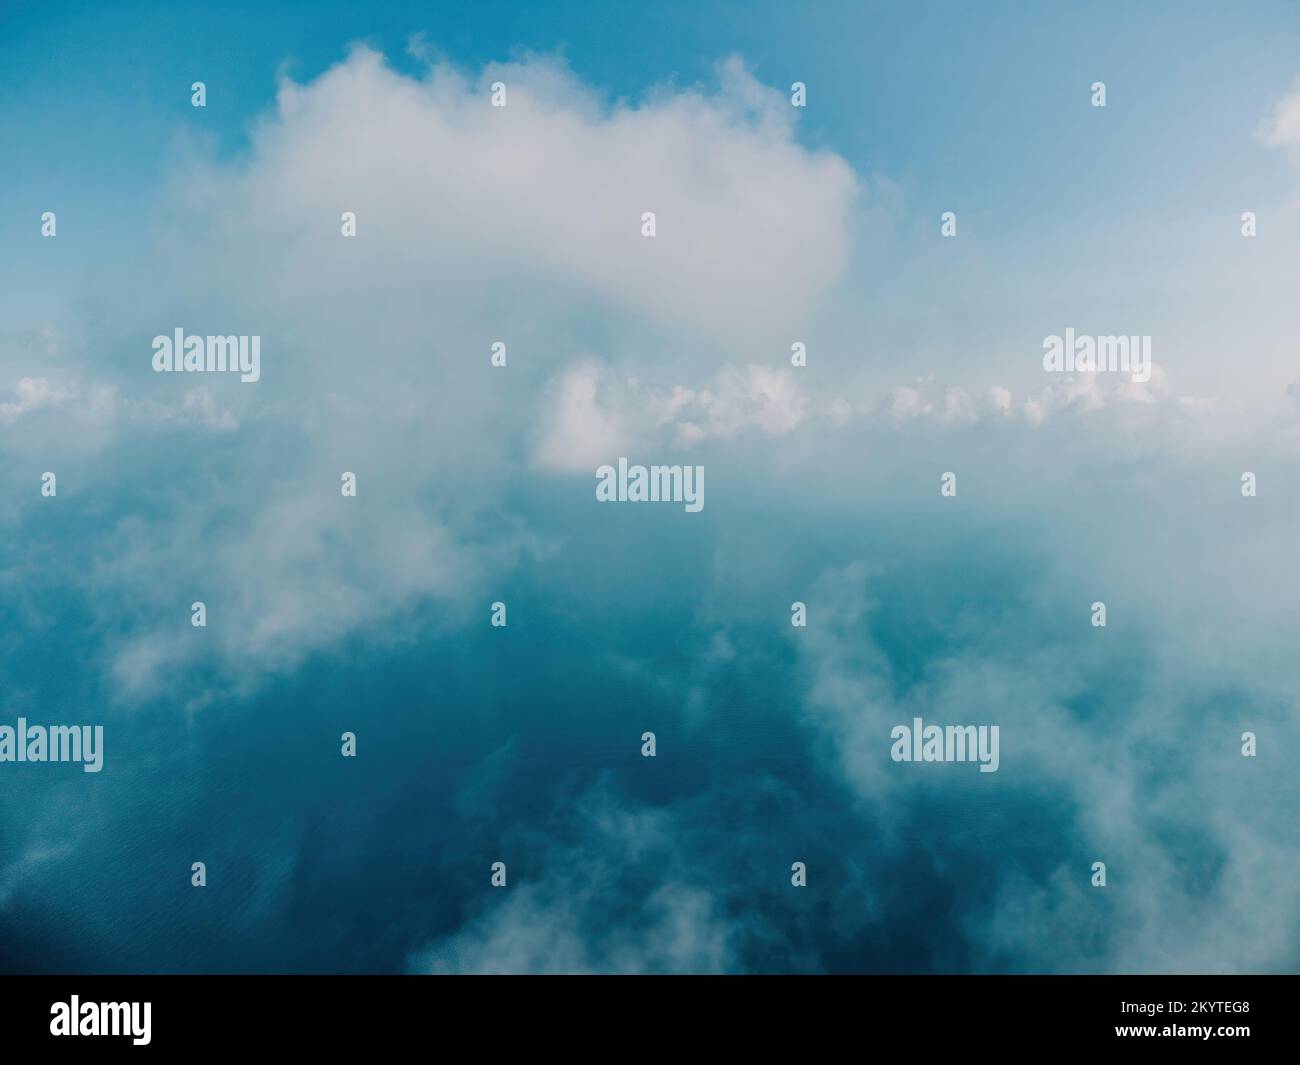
[[1, 1, 1298, 973], [6, 1, 1300, 245]]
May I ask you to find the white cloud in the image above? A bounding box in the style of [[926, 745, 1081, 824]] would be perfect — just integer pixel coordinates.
[[533, 361, 809, 471], [1255, 82, 1300, 161], [218, 47, 857, 349], [409, 795, 739, 974], [0, 377, 63, 421], [0, 47, 859, 697], [793, 537, 1300, 973], [685, 364, 807, 440], [532, 363, 643, 473]]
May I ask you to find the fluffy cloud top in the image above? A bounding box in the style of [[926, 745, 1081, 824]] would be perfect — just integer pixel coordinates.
[[1, 47, 861, 696]]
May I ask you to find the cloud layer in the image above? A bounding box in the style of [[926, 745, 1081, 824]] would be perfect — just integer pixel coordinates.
[[1, 45, 1297, 975]]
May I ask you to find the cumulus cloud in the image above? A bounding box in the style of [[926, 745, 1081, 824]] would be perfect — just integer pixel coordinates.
[[532, 362, 645, 472], [1255, 81, 1300, 162], [792, 524, 1300, 972], [812, 362, 1217, 434], [0, 46, 859, 697], [409, 792, 739, 974], [533, 361, 808, 470], [675, 364, 808, 442], [197, 46, 857, 351], [0, 377, 64, 422]]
